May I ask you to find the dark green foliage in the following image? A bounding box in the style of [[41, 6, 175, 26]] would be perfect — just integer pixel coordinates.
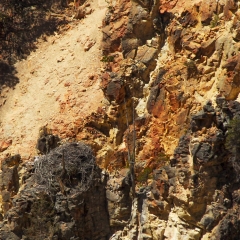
[[184, 60, 198, 78], [226, 117, 240, 153], [101, 55, 115, 63], [225, 117, 240, 178], [137, 167, 152, 183], [210, 14, 219, 28], [157, 152, 170, 163]]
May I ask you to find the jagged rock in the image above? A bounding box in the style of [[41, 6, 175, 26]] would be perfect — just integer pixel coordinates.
[[0, 231, 20, 240], [74, 2, 91, 19], [223, 53, 240, 71], [3, 0, 240, 239], [135, 45, 158, 67], [201, 38, 217, 57], [0, 155, 21, 215], [203, 101, 215, 113], [233, 28, 240, 41], [121, 38, 139, 58], [200, 1, 217, 24], [200, 203, 227, 231], [0, 139, 12, 152], [106, 170, 132, 230], [36, 134, 60, 154], [106, 80, 125, 103], [147, 85, 160, 113], [191, 110, 215, 132]]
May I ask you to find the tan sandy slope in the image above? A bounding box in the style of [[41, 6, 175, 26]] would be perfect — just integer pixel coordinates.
[[0, 0, 107, 160]]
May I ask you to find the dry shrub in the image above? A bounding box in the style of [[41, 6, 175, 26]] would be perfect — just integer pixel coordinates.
[[34, 142, 96, 194]]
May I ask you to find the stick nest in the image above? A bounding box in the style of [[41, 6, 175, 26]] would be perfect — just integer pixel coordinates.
[[34, 142, 96, 194]]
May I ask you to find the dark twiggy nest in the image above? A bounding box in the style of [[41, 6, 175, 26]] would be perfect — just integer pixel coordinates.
[[34, 142, 96, 194]]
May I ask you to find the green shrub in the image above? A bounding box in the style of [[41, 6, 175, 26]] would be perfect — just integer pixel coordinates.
[[210, 14, 219, 28], [184, 60, 198, 78], [184, 60, 197, 69], [157, 152, 170, 162], [101, 55, 114, 63], [105, 0, 114, 11], [137, 167, 152, 183], [226, 117, 240, 176], [226, 117, 240, 153]]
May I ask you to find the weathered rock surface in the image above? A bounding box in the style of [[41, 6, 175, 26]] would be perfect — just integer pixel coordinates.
[[109, 99, 240, 239]]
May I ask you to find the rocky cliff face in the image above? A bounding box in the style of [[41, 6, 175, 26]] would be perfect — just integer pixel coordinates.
[[2, 0, 240, 239], [110, 99, 240, 240]]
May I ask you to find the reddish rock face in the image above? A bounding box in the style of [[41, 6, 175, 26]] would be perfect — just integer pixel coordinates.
[[0, 140, 12, 153], [159, 0, 178, 13], [152, 89, 168, 119], [101, 0, 132, 54], [200, 0, 217, 24]]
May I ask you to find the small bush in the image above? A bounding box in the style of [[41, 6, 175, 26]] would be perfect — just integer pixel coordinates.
[[226, 117, 240, 152], [210, 14, 219, 28], [137, 167, 152, 183], [157, 152, 170, 162], [184, 60, 198, 78], [101, 55, 115, 63], [105, 0, 114, 11], [226, 117, 240, 175], [184, 60, 197, 69]]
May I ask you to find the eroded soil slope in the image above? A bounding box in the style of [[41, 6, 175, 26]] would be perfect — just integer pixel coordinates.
[[0, 0, 107, 160]]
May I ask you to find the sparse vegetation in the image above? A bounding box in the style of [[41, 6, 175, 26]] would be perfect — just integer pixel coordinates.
[[226, 117, 240, 174], [137, 167, 152, 184], [184, 60, 196, 69], [210, 14, 219, 28], [105, 0, 114, 12], [157, 152, 170, 163], [184, 60, 198, 78], [101, 55, 115, 63]]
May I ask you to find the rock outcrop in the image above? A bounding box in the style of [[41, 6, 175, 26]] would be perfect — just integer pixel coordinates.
[[109, 99, 240, 239]]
